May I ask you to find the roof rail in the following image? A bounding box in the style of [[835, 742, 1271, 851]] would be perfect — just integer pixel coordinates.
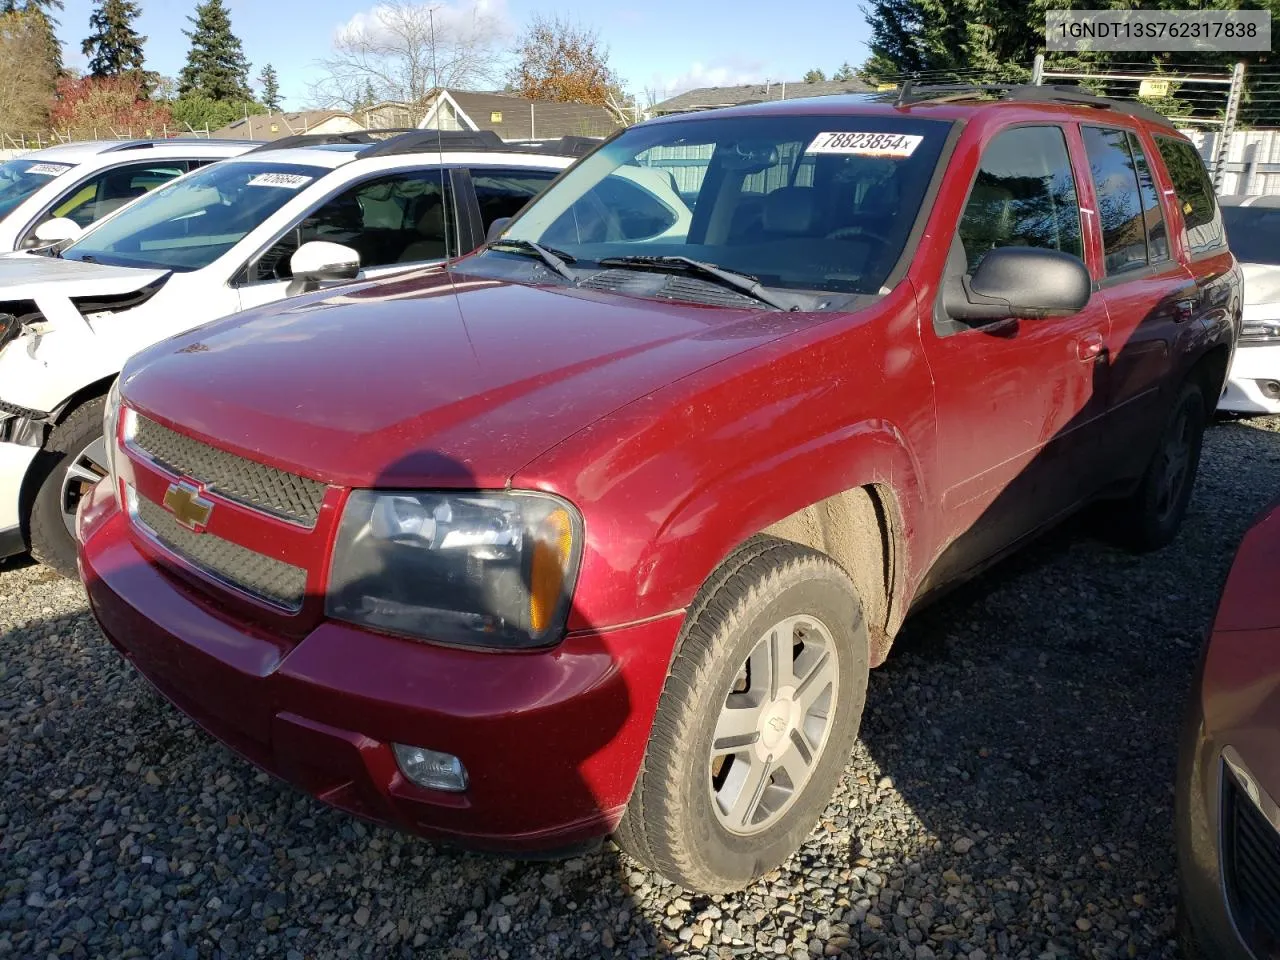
[[99, 138, 260, 152], [244, 127, 604, 160], [884, 82, 1175, 127], [357, 128, 506, 158]]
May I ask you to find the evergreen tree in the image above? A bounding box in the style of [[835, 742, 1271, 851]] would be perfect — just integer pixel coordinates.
[[82, 0, 146, 79], [257, 62, 280, 111], [177, 0, 251, 101], [832, 62, 856, 82], [803, 68, 826, 83]]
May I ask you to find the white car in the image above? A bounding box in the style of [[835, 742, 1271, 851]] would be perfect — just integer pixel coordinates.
[[1218, 195, 1280, 414], [0, 129, 589, 574], [0, 138, 255, 251]]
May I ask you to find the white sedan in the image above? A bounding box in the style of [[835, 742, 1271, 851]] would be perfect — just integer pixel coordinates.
[[1219, 194, 1280, 414]]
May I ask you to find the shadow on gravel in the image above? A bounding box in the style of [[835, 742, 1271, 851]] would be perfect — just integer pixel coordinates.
[[0, 451, 666, 960], [843, 418, 1280, 958]]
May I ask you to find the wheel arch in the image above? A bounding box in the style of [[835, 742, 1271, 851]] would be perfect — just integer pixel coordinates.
[[640, 422, 927, 668]]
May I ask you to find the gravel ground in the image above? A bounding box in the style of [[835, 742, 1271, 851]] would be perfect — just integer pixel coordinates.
[[3, 416, 1280, 960]]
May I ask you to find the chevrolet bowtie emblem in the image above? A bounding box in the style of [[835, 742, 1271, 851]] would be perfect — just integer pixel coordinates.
[[162, 479, 214, 533]]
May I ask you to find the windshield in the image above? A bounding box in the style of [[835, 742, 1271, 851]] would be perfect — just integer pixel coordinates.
[[496, 114, 951, 295], [62, 160, 328, 272], [0, 157, 75, 220], [1222, 205, 1280, 266]]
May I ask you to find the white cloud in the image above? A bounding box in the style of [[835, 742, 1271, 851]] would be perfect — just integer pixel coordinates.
[[334, 0, 514, 46], [650, 58, 774, 100]]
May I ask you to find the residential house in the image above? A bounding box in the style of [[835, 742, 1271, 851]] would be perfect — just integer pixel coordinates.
[[653, 79, 874, 116], [211, 110, 363, 141], [420, 89, 622, 139]]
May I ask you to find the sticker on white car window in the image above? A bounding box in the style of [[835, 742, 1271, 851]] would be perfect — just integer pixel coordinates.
[[805, 132, 923, 158], [247, 173, 314, 189], [27, 163, 72, 176]]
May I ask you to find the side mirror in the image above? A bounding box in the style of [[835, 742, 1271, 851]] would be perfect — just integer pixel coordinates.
[[29, 217, 82, 248], [289, 240, 360, 283], [945, 247, 1091, 322], [486, 217, 512, 243]]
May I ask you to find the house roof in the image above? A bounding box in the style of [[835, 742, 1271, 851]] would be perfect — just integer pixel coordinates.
[[211, 111, 357, 140], [654, 79, 874, 114], [425, 89, 622, 140]]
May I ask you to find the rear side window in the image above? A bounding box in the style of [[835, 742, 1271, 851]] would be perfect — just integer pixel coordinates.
[[469, 168, 560, 233], [1155, 136, 1227, 257], [958, 125, 1083, 274], [1083, 126, 1169, 275]]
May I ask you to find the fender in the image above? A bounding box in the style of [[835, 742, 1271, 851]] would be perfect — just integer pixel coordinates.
[[518, 285, 940, 647]]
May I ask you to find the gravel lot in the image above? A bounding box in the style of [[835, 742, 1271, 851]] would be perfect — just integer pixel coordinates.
[[3, 416, 1279, 960]]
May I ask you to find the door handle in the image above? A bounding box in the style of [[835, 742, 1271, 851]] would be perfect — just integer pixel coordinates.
[[1077, 332, 1106, 362]]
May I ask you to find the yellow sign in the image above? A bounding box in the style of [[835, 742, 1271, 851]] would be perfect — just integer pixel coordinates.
[[490, 111, 503, 122], [876, 83, 897, 92], [1138, 78, 1171, 99]]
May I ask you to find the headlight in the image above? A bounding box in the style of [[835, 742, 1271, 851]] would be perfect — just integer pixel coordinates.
[[102, 377, 123, 494], [326, 490, 583, 649], [1240, 318, 1280, 344]]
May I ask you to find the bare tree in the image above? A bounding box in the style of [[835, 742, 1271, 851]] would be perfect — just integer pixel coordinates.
[[308, 1, 505, 112]]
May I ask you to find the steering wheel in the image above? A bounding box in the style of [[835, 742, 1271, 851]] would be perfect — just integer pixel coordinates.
[[826, 225, 893, 246]]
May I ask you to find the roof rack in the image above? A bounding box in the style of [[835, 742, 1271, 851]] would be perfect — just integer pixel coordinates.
[[100, 138, 262, 152], [357, 128, 507, 157], [247, 127, 603, 159], [499, 136, 602, 158], [245, 129, 419, 153], [885, 82, 1175, 127]]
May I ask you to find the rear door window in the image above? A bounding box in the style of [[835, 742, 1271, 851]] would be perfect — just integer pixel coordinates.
[[1083, 126, 1168, 276], [50, 162, 187, 228], [958, 125, 1083, 274], [469, 168, 560, 233], [1154, 136, 1228, 257]]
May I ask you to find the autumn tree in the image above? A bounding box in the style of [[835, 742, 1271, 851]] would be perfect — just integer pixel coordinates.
[[0, 10, 58, 131], [257, 62, 281, 111], [50, 74, 172, 134], [803, 68, 826, 83], [310, 1, 503, 111], [178, 0, 252, 101], [508, 15, 626, 115], [82, 0, 146, 79]]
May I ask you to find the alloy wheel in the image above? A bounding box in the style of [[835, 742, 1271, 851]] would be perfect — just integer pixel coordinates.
[[59, 436, 109, 537]]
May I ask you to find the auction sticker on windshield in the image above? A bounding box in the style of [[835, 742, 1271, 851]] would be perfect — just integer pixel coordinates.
[[27, 163, 72, 176], [806, 132, 923, 157], [247, 173, 314, 189]]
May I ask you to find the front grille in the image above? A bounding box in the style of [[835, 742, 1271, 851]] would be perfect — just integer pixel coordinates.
[[0, 398, 45, 420], [1224, 772, 1280, 949], [130, 415, 327, 526], [134, 494, 307, 610]]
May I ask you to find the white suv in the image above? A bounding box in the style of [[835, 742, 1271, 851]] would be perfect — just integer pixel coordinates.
[[0, 138, 255, 251], [0, 129, 590, 574]]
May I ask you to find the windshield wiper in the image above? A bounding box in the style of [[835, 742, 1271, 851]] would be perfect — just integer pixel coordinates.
[[486, 238, 577, 282], [597, 255, 797, 311]]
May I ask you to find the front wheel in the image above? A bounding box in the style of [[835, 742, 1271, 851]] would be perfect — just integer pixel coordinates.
[[614, 537, 869, 893], [29, 396, 108, 578]]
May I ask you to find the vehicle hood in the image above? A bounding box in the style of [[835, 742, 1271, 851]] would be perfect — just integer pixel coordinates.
[[121, 268, 824, 489], [0, 252, 169, 299], [1242, 262, 1280, 307]]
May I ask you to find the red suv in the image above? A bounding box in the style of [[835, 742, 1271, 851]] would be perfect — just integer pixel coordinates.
[[77, 85, 1240, 894]]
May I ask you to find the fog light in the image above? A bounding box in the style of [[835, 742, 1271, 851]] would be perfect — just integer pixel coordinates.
[[1261, 380, 1280, 400], [393, 743, 468, 792]]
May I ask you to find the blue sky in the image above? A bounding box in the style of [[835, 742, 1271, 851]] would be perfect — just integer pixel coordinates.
[[54, 0, 874, 110]]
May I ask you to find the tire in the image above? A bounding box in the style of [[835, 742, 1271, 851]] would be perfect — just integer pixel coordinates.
[[29, 396, 108, 579], [614, 536, 869, 893], [1113, 381, 1207, 553]]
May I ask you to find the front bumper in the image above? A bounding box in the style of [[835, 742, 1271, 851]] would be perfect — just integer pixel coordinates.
[[78, 480, 683, 852], [1221, 343, 1280, 415], [1179, 632, 1280, 959], [0, 439, 39, 559]]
